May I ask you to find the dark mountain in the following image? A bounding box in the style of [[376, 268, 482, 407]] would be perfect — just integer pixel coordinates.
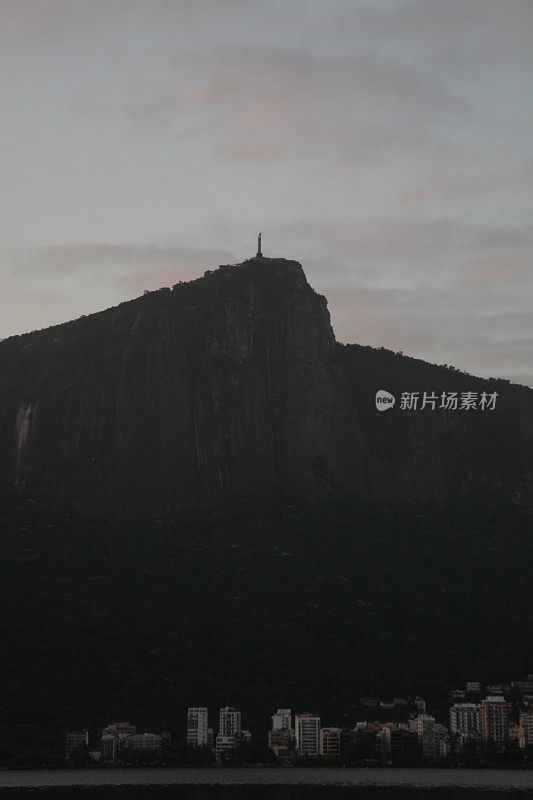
[[0, 257, 531, 761], [0, 256, 531, 518]]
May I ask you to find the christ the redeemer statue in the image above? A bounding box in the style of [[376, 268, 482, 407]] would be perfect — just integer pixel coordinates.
[[257, 232, 262, 257]]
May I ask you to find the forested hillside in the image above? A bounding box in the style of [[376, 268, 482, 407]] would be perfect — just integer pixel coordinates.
[[0, 486, 530, 762]]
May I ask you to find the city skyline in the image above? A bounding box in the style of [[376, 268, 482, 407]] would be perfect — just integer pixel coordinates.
[[65, 681, 533, 766]]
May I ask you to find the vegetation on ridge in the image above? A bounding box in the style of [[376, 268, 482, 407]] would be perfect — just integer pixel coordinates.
[[0, 486, 530, 764]]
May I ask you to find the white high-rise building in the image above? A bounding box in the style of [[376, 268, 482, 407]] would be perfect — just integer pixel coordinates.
[[100, 722, 136, 762], [450, 703, 480, 734], [187, 707, 209, 747], [215, 735, 236, 762], [410, 715, 436, 758], [268, 728, 293, 758], [479, 696, 511, 745], [269, 708, 293, 758], [272, 708, 292, 731], [434, 724, 451, 757], [215, 707, 242, 763], [320, 727, 341, 757], [295, 714, 321, 756], [219, 706, 241, 737]]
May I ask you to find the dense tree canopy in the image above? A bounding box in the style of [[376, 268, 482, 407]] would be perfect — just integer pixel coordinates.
[[0, 486, 530, 762]]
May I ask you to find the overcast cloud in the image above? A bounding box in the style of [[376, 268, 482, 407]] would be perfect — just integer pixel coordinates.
[[1, 0, 532, 386]]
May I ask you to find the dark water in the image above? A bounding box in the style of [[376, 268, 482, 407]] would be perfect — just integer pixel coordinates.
[[0, 768, 531, 799]]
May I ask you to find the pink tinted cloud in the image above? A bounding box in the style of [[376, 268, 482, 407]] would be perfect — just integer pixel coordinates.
[[215, 139, 286, 161], [114, 263, 202, 291], [0, 0, 101, 41], [459, 257, 529, 285], [11, 242, 232, 279], [323, 281, 533, 386], [0, 283, 68, 340], [402, 171, 506, 205], [167, 47, 462, 163], [290, 218, 459, 260], [228, 98, 299, 134], [323, 284, 416, 344], [213, 96, 313, 162]]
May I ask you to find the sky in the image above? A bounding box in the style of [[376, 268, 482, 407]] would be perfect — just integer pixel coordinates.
[[1, 0, 532, 386]]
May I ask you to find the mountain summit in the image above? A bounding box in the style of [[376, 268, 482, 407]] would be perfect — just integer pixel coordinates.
[[0, 258, 531, 518]]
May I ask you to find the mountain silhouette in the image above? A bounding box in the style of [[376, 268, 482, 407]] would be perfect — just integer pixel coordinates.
[[0, 256, 531, 518]]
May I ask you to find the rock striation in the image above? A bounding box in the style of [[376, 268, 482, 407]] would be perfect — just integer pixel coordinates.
[[0, 256, 531, 518]]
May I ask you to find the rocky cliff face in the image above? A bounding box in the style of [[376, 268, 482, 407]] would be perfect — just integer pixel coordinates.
[[0, 257, 531, 518]]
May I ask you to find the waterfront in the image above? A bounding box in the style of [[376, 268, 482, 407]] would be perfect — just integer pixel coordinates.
[[0, 768, 531, 798]]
